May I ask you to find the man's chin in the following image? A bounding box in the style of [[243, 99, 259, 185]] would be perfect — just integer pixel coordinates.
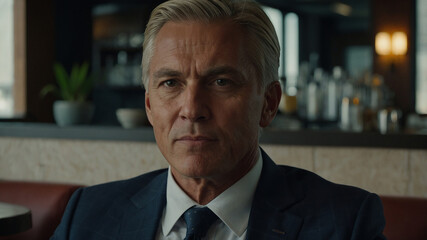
[[171, 158, 218, 178], [172, 167, 214, 180], [172, 147, 220, 160]]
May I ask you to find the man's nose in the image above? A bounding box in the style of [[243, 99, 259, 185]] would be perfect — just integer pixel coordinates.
[[179, 85, 210, 122]]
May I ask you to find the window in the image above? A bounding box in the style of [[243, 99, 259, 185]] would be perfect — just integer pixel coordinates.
[[262, 6, 299, 93], [262, 6, 284, 77], [0, 0, 25, 118], [416, 0, 427, 114], [0, 0, 14, 117], [284, 12, 299, 90]]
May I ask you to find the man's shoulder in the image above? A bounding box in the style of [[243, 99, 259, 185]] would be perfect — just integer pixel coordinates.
[[275, 164, 373, 205], [254, 162, 385, 239], [260, 151, 373, 203], [80, 168, 168, 201], [51, 169, 169, 239]]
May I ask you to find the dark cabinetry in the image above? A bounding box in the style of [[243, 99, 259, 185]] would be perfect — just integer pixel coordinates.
[[91, 2, 156, 125]]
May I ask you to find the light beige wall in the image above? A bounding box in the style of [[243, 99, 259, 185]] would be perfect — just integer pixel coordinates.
[[262, 145, 427, 197], [1, 137, 426, 197]]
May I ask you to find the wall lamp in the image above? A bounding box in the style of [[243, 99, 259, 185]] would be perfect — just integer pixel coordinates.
[[375, 31, 407, 55]]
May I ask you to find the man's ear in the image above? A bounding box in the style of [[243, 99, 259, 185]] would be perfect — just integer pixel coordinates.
[[145, 91, 154, 126], [259, 81, 282, 128]]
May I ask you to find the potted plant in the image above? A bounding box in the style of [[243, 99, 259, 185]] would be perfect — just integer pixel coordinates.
[[41, 62, 95, 126]]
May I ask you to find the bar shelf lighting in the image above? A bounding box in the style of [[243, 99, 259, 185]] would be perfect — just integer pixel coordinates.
[[391, 32, 407, 55], [375, 31, 407, 55]]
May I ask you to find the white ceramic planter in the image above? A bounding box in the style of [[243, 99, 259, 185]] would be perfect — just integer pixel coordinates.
[[53, 101, 94, 126], [116, 108, 148, 129]]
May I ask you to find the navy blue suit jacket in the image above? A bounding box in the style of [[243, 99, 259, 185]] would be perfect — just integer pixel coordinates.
[[51, 150, 386, 239]]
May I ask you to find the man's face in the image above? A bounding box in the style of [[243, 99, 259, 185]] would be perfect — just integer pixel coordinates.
[[145, 20, 276, 182]]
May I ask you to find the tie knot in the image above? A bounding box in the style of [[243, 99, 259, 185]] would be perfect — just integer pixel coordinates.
[[183, 207, 218, 240]]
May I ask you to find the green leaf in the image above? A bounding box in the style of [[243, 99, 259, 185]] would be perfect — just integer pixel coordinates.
[[49, 61, 94, 102], [53, 63, 71, 100], [76, 62, 90, 87], [78, 74, 92, 100], [69, 63, 80, 93], [40, 84, 59, 98]]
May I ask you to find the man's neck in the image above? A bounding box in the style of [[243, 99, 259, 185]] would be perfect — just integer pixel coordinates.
[[171, 147, 260, 205]]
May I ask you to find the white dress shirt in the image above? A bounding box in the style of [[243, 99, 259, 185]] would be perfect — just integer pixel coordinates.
[[156, 152, 263, 240]]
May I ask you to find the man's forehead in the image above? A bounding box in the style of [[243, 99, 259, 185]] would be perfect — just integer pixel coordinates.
[[155, 19, 243, 44], [151, 19, 245, 63]]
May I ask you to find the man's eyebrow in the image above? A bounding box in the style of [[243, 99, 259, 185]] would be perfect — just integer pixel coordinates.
[[203, 66, 242, 78], [151, 66, 244, 84], [152, 68, 182, 80]]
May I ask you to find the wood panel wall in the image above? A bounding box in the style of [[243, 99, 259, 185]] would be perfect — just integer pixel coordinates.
[[372, 0, 415, 113]]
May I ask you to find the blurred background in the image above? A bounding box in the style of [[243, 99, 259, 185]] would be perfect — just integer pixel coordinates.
[[0, 0, 426, 133]]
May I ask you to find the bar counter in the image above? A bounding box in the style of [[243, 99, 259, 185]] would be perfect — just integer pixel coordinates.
[[1, 122, 426, 149]]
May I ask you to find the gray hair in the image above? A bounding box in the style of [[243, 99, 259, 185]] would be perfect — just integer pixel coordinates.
[[141, 0, 280, 90]]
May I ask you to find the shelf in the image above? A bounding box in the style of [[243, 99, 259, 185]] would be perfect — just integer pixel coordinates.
[[1, 122, 426, 149]]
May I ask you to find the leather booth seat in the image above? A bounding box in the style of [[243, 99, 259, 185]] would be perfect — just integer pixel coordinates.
[[380, 195, 427, 240], [0, 181, 83, 240]]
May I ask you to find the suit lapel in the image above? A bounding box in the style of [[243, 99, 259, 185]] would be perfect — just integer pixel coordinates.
[[116, 172, 167, 240], [246, 149, 304, 240], [103, 149, 304, 240]]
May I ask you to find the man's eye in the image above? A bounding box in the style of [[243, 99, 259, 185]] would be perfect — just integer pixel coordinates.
[[162, 79, 177, 87], [215, 79, 229, 86]]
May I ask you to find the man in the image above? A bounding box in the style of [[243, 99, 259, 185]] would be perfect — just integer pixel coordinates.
[[51, 0, 386, 239]]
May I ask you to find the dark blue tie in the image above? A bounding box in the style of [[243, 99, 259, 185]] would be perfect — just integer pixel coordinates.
[[183, 207, 218, 240]]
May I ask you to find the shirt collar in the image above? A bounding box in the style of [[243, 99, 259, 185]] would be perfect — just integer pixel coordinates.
[[162, 151, 263, 237], [162, 168, 198, 236]]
